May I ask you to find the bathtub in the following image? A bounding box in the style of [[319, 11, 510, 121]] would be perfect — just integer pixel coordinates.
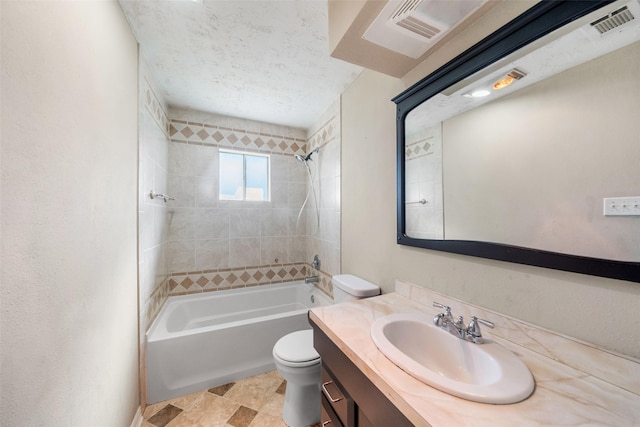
[[146, 281, 331, 403]]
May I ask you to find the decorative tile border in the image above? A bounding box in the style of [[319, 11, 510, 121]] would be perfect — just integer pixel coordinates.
[[167, 262, 310, 295], [143, 77, 170, 137], [169, 119, 306, 156], [144, 263, 335, 332], [307, 115, 337, 153], [313, 269, 334, 298], [405, 138, 434, 160], [144, 276, 170, 330]]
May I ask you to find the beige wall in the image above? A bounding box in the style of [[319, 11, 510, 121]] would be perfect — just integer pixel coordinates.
[[443, 42, 640, 262], [1, 1, 140, 425], [341, 67, 640, 359]]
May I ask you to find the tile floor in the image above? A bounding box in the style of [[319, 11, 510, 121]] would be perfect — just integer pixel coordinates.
[[142, 370, 320, 427]]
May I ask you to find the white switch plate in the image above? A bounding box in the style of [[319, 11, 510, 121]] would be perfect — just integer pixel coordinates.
[[603, 197, 640, 216]]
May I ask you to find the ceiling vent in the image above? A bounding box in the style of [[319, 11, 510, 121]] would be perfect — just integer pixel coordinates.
[[363, 0, 487, 59], [390, 0, 445, 40], [590, 5, 635, 34]]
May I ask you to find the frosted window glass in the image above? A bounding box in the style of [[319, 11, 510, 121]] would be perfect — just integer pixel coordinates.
[[219, 150, 270, 201]]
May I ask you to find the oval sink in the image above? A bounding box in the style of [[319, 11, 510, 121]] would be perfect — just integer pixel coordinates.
[[370, 312, 534, 404]]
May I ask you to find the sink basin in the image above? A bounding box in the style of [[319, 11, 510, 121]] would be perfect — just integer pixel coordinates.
[[370, 312, 534, 404]]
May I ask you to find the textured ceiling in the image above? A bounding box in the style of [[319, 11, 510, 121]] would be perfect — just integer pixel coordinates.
[[119, 0, 363, 129]]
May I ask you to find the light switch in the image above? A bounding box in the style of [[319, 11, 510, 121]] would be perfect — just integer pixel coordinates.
[[603, 197, 640, 216]]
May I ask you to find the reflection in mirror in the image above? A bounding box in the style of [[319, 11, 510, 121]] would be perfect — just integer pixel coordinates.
[[397, 0, 640, 282], [404, 117, 442, 239]]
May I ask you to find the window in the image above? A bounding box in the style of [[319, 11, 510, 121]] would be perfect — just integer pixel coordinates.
[[219, 150, 270, 201]]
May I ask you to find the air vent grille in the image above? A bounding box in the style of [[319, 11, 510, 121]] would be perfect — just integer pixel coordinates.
[[590, 6, 635, 34], [390, 0, 444, 40], [397, 16, 442, 39], [391, 0, 422, 20]]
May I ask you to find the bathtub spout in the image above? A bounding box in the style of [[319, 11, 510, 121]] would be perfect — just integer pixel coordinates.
[[305, 275, 319, 284]]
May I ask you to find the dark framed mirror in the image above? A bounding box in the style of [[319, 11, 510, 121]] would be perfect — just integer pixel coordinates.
[[394, 0, 640, 283]]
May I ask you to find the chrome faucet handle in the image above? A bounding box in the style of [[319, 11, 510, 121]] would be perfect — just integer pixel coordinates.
[[467, 316, 495, 344], [433, 302, 456, 329], [432, 302, 451, 314], [433, 301, 453, 323], [432, 302, 452, 327]]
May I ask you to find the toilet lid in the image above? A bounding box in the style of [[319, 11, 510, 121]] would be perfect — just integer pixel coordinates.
[[273, 330, 319, 363]]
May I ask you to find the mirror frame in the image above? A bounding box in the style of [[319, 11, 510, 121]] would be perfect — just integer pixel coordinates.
[[394, 0, 640, 283]]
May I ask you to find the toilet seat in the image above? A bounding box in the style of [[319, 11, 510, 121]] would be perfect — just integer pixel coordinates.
[[273, 330, 320, 368]]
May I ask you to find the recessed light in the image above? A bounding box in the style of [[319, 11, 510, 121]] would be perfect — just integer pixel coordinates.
[[464, 89, 491, 98], [493, 76, 515, 90], [493, 69, 526, 91]]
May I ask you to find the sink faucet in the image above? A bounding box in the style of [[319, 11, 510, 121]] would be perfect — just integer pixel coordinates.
[[433, 302, 494, 344], [433, 303, 466, 339]]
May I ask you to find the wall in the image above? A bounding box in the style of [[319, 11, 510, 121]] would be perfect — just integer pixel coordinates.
[[404, 122, 443, 239], [443, 42, 640, 261], [306, 100, 342, 292], [151, 109, 324, 294], [138, 57, 171, 406], [151, 103, 341, 297], [1, 1, 140, 426], [341, 67, 640, 359], [165, 108, 308, 292]]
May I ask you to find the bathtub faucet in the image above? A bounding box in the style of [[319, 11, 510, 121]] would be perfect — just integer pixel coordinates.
[[305, 275, 319, 284]]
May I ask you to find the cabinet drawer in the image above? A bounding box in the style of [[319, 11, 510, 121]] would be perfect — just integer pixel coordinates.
[[321, 367, 353, 426], [321, 393, 344, 427]]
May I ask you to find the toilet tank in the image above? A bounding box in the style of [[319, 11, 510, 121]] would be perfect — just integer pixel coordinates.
[[332, 274, 380, 303]]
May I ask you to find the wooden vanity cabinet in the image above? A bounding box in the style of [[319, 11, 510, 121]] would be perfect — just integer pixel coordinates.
[[312, 319, 413, 427]]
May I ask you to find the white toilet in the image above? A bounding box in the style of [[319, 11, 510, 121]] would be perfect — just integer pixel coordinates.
[[272, 274, 380, 427]]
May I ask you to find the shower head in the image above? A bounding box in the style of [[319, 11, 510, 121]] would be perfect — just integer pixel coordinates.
[[295, 148, 318, 164]]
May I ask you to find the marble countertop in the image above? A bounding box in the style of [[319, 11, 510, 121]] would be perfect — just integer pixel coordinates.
[[309, 282, 640, 427]]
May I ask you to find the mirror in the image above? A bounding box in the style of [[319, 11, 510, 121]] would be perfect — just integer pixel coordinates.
[[395, 0, 640, 283]]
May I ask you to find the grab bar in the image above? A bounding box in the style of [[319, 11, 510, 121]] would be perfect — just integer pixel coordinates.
[[406, 199, 427, 205], [149, 191, 175, 203]]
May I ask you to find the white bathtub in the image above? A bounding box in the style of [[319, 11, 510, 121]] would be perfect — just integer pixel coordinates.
[[146, 281, 331, 403]]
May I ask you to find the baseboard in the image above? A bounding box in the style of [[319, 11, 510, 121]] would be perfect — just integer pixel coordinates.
[[130, 407, 143, 427]]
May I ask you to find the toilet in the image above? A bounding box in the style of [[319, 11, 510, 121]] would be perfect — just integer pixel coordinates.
[[272, 274, 380, 427]]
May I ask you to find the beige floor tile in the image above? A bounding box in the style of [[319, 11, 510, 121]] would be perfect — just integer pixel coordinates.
[[144, 399, 173, 419], [170, 390, 209, 411], [144, 371, 289, 427], [222, 371, 284, 411], [167, 393, 239, 427], [247, 411, 287, 427], [259, 391, 287, 418]]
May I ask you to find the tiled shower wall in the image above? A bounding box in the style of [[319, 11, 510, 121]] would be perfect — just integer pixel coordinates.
[[139, 101, 343, 331], [164, 105, 340, 298], [138, 59, 171, 407], [138, 60, 171, 332], [404, 122, 443, 239], [305, 100, 341, 295]]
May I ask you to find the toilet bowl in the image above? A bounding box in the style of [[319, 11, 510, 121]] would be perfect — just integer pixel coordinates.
[[273, 274, 380, 427], [273, 330, 321, 427]]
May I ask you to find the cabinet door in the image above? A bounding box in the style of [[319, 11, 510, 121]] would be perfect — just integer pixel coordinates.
[[321, 367, 354, 426], [312, 321, 414, 427], [321, 393, 344, 427], [357, 407, 375, 427]]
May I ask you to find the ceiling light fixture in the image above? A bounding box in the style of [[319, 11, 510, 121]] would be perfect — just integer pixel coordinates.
[[493, 69, 527, 91], [466, 89, 491, 98]]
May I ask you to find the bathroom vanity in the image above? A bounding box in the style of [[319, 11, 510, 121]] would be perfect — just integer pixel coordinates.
[[314, 324, 412, 427], [310, 281, 640, 426]]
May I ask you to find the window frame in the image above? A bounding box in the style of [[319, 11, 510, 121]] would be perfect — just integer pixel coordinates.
[[218, 149, 271, 202]]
